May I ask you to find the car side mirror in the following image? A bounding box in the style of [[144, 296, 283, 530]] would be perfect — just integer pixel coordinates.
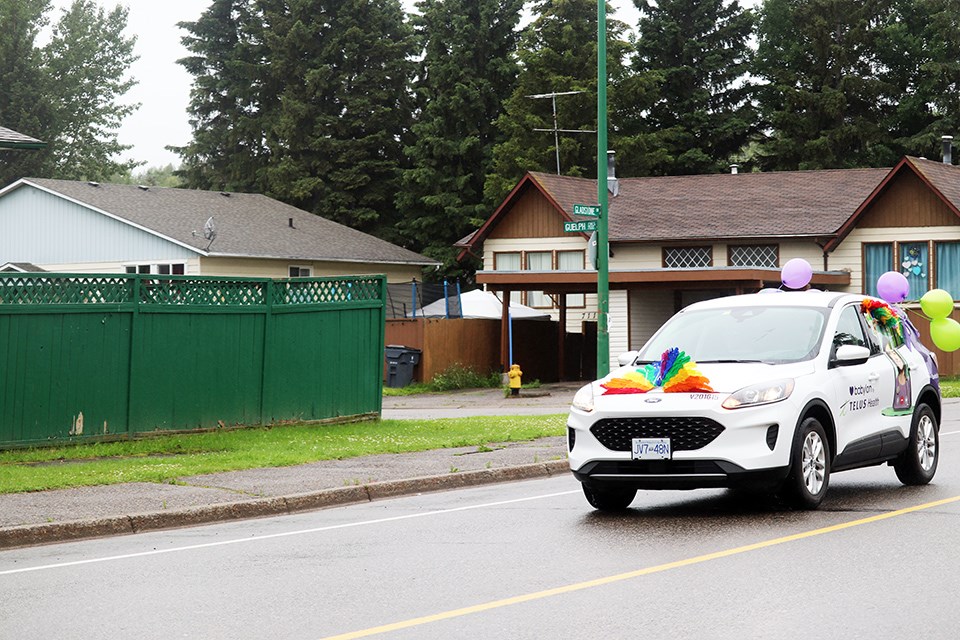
[[833, 344, 870, 367], [617, 350, 639, 367]]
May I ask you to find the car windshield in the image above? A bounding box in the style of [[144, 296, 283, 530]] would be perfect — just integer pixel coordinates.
[[637, 305, 829, 364]]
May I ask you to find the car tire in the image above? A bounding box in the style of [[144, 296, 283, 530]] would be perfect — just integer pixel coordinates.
[[581, 483, 637, 512], [783, 417, 830, 509], [894, 403, 938, 486]]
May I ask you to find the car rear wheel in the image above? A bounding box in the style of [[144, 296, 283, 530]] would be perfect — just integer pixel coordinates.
[[894, 403, 938, 485], [581, 483, 637, 512], [783, 417, 830, 509]]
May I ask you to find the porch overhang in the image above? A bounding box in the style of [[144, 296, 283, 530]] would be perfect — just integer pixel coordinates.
[[477, 267, 851, 293]]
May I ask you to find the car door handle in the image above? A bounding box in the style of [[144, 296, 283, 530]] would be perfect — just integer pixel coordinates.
[[867, 373, 880, 382]]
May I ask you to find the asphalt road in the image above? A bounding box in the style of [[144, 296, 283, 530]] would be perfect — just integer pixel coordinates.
[[3, 421, 960, 639]]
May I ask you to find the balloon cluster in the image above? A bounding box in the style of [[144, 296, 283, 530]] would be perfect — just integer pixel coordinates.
[[874, 269, 959, 352], [922, 289, 960, 351]]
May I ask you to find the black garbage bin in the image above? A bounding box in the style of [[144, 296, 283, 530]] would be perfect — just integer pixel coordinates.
[[385, 345, 422, 388]]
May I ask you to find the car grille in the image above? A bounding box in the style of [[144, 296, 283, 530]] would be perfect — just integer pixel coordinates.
[[579, 460, 727, 476], [590, 417, 725, 452]]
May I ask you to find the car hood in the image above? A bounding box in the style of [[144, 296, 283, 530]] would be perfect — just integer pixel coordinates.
[[591, 360, 815, 399]]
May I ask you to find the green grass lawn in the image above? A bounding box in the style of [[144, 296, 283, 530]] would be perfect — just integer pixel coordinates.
[[0, 415, 566, 494], [940, 376, 960, 398]]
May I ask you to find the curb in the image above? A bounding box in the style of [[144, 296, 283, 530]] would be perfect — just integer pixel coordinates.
[[0, 460, 570, 550]]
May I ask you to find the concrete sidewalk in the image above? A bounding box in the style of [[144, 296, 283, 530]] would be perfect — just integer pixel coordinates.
[[0, 383, 580, 550]]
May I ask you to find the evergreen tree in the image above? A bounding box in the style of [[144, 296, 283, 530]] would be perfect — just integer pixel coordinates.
[[755, 0, 898, 170], [41, 0, 139, 180], [0, 0, 52, 186], [259, 0, 416, 240], [623, 0, 756, 176], [880, 0, 960, 156], [484, 0, 631, 203], [174, 0, 269, 193], [397, 0, 524, 280]]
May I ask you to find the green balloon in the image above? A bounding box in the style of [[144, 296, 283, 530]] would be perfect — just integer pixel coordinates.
[[930, 317, 960, 351], [920, 288, 955, 319]]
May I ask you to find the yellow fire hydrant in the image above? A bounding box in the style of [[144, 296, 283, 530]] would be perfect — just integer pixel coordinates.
[[508, 363, 522, 396]]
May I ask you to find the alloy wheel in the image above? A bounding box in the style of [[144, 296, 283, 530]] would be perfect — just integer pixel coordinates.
[[917, 414, 937, 472], [801, 430, 826, 495]]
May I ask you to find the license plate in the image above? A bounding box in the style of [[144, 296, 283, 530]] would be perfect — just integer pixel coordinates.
[[632, 438, 671, 460]]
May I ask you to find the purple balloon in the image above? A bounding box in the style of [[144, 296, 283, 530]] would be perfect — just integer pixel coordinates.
[[877, 271, 909, 303], [781, 258, 813, 290]]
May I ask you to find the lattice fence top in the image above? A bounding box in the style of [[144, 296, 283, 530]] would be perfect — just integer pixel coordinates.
[[140, 278, 267, 306], [273, 277, 383, 306], [0, 275, 132, 305], [0, 274, 384, 308]]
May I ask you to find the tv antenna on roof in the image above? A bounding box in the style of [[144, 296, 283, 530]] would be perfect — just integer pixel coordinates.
[[527, 90, 596, 175], [192, 216, 217, 251]]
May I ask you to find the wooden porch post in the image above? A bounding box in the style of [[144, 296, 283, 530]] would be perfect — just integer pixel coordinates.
[[500, 290, 511, 372], [558, 294, 566, 381]]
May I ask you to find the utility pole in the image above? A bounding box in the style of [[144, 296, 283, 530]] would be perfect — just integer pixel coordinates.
[[596, 0, 610, 376], [527, 91, 595, 175]]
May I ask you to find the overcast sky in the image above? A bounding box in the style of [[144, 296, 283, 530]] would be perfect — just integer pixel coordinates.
[[47, 1, 648, 169]]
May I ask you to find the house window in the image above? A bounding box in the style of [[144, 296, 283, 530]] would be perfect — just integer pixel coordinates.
[[125, 263, 185, 275], [863, 243, 893, 297], [863, 241, 953, 301], [663, 246, 712, 268], [525, 251, 552, 308], [494, 252, 520, 271], [936, 241, 960, 298], [288, 266, 312, 277], [899, 242, 928, 300], [558, 250, 586, 307], [729, 244, 778, 268]]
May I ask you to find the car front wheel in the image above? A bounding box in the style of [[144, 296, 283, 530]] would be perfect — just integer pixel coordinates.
[[783, 417, 830, 509], [894, 403, 938, 485], [581, 483, 637, 512]]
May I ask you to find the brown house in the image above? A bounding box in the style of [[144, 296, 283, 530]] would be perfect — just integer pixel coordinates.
[[459, 155, 960, 378]]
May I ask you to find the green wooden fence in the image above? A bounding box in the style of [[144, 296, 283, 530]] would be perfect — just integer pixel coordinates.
[[0, 273, 386, 448]]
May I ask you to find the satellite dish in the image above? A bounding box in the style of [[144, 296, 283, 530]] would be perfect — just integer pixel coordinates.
[[202, 216, 216, 250]]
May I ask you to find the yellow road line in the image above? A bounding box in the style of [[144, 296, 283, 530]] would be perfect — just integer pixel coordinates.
[[321, 494, 960, 639]]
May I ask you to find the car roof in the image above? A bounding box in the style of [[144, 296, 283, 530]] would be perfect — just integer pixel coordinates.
[[682, 290, 865, 312]]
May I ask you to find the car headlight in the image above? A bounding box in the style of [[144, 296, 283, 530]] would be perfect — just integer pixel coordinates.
[[572, 384, 595, 412], [722, 379, 795, 409]]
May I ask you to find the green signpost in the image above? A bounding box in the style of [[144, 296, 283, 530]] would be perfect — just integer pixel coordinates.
[[596, 0, 610, 376], [573, 204, 601, 217], [564, 220, 597, 233]]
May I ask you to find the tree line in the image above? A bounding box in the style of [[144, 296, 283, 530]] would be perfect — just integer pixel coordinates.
[[4, 0, 960, 280]]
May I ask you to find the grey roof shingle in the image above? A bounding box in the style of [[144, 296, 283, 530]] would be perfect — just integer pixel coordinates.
[[23, 178, 437, 266], [0, 126, 44, 149], [0, 262, 45, 272], [530, 167, 890, 242], [907, 156, 960, 211]]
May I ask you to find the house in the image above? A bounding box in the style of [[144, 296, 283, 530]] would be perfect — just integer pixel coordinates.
[[459, 152, 960, 378], [0, 126, 45, 150], [0, 178, 437, 281]]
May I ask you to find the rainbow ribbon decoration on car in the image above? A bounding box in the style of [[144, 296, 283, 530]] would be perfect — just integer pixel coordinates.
[[601, 347, 713, 394], [861, 298, 904, 346]]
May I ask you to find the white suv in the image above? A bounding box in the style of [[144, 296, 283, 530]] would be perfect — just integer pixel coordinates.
[[568, 291, 941, 510]]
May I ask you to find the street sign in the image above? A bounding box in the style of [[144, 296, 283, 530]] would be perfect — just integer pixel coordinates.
[[573, 204, 601, 217], [564, 220, 597, 233]]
